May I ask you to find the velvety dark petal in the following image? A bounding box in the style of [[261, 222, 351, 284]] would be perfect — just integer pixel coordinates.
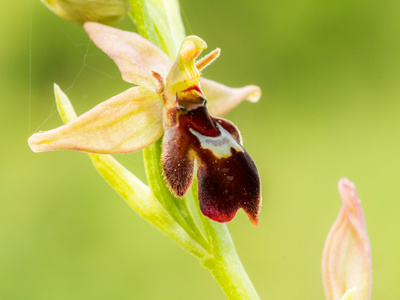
[[188, 111, 261, 226], [162, 123, 195, 197], [162, 104, 261, 225], [197, 147, 261, 226]]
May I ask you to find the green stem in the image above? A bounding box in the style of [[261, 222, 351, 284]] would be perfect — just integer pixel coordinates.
[[201, 224, 260, 300], [133, 0, 209, 253], [129, 1, 259, 298]]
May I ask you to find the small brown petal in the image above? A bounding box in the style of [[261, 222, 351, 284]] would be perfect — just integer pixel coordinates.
[[162, 116, 195, 197]]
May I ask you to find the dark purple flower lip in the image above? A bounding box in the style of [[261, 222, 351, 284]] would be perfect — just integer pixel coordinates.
[[162, 88, 261, 226]]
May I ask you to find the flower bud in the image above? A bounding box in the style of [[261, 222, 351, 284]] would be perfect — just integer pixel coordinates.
[[322, 178, 372, 300], [41, 0, 130, 26]]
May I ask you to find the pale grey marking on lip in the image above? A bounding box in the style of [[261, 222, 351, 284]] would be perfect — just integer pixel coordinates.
[[189, 123, 243, 158]]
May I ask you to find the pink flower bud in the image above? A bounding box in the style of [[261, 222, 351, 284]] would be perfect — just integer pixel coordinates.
[[322, 178, 372, 300]]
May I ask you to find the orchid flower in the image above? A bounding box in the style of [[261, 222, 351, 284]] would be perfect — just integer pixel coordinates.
[[28, 22, 262, 226], [322, 178, 372, 300]]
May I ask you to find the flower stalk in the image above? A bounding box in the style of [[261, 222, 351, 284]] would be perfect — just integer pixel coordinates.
[[133, 1, 260, 298]]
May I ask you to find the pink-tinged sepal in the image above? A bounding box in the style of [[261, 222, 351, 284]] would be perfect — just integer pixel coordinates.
[[28, 86, 164, 154], [201, 78, 261, 117], [84, 22, 172, 90]]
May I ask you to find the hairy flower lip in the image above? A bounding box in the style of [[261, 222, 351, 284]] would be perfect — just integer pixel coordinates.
[[162, 102, 262, 225]]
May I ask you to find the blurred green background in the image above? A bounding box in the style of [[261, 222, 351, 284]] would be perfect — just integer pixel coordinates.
[[2, 0, 400, 299]]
